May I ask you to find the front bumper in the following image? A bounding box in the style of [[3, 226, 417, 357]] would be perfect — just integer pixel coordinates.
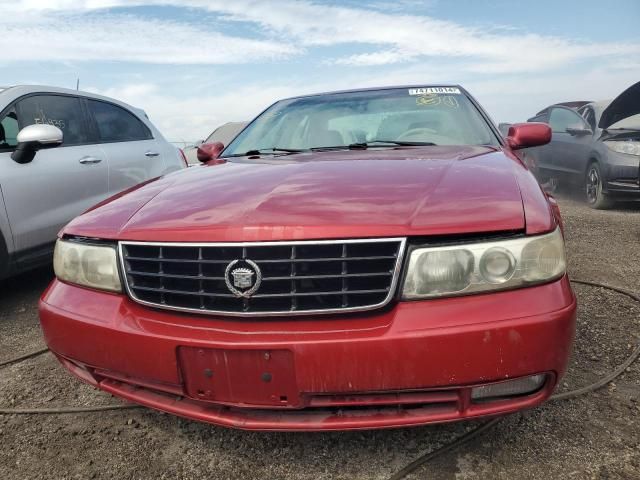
[[604, 150, 640, 198], [39, 276, 576, 431]]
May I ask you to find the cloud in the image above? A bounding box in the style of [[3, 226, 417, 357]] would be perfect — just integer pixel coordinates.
[[4, 0, 640, 72], [4, 0, 640, 140], [333, 50, 412, 66], [222, 2, 640, 72], [0, 6, 298, 64]]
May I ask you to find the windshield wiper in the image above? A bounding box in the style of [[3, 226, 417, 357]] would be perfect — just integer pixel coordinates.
[[226, 147, 307, 158], [310, 140, 436, 151], [230, 141, 438, 156], [358, 140, 437, 147]]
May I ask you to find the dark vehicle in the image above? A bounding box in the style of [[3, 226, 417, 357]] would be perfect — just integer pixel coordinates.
[[528, 101, 592, 121], [524, 82, 639, 208]]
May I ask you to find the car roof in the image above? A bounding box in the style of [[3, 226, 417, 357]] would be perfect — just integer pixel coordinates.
[[534, 101, 593, 116]]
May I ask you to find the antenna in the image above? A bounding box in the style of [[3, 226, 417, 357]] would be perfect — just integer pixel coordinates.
[[76, 78, 80, 91]]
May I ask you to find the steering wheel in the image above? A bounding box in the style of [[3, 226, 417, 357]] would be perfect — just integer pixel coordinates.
[[396, 127, 437, 141]]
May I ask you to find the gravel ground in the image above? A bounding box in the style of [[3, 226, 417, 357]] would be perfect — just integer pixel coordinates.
[[0, 195, 639, 480]]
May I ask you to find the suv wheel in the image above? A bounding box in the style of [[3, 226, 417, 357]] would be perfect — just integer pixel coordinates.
[[585, 162, 613, 210]]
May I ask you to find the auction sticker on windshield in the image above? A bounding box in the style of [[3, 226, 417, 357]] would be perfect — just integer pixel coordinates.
[[408, 87, 461, 95]]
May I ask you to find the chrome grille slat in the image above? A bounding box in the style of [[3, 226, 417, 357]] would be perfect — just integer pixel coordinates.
[[123, 255, 398, 264], [120, 238, 406, 317], [252, 289, 390, 299], [126, 270, 391, 281], [128, 271, 226, 281], [131, 285, 236, 298]]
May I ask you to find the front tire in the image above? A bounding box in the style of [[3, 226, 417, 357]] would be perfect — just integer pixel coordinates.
[[585, 162, 613, 210]]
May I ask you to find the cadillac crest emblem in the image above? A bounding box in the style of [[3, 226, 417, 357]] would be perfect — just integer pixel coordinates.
[[224, 259, 262, 298]]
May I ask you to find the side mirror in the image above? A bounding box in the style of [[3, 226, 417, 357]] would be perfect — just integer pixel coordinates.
[[196, 141, 224, 163], [506, 122, 551, 150], [566, 127, 593, 137], [11, 124, 63, 164]]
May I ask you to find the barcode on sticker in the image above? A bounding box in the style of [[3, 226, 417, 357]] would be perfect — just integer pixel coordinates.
[[408, 87, 461, 95]]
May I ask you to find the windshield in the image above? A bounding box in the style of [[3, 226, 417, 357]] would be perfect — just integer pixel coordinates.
[[223, 87, 499, 156]]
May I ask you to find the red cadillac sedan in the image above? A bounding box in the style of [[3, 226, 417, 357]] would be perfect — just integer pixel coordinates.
[[40, 85, 576, 431]]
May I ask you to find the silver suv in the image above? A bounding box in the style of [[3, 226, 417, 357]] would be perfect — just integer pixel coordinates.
[[0, 85, 186, 278]]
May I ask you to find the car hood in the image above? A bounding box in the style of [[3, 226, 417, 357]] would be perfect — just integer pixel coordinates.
[[599, 80, 640, 129], [64, 146, 553, 242]]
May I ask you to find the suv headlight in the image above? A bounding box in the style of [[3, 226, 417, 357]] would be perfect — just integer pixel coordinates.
[[402, 228, 566, 299], [53, 239, 122, 292]]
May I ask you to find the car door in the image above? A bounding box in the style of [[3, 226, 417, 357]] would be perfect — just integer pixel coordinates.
[[0, 94, 108, 256], [547, 106, 593, 177], [85, 99, 171, 195]]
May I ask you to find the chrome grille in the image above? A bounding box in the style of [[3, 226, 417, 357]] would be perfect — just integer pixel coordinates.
[[119, 238, 406, 316]]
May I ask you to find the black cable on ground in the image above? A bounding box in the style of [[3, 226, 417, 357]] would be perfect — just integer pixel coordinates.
[[0, 347, 143, 414], [386, 419, 504, 480], [0, 404, 141, 415], [387, 279, 640, 480], [0, 346, 49, 368], [551, 279, 640, 402]]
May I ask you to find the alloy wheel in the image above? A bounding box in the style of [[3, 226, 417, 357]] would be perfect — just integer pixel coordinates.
[[586, 166, 600, 204]]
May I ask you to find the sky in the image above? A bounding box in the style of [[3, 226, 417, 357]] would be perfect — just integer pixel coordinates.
[[1, 0, 639, 143]]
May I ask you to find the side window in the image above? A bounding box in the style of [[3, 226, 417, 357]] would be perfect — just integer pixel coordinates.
[[582, 108, 596, 131], [16, 95, 89, 145], [87, 100, 152, 143], [0, 108, 19, 150], [548, 108, 587, 133]]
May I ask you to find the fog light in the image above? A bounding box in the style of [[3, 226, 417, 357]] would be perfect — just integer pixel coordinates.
[[471, 374, 547, 401]]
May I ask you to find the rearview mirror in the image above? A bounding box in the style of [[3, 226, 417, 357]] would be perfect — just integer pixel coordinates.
[[11, 124, 63, 164], [196, 141, 225, 163], [566, 127, 593, 137], [506, 123, 551, 150]]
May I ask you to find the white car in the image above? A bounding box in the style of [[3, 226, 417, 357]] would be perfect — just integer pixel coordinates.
[[0, 85, 187, 278]]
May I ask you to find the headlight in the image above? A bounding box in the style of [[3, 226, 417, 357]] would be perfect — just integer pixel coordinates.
[[53, 239, 122, 292], [605, 140, 640, 156], [402, 228, 566, 299]]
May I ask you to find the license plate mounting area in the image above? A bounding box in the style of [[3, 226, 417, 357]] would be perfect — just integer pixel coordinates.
[[178, 347, 299, 407]]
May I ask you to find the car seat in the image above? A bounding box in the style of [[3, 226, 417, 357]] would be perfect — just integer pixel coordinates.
[[308, 128, 344, 148]]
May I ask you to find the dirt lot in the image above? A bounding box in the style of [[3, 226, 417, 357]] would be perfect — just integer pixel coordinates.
[[1, 196, 639, 480]]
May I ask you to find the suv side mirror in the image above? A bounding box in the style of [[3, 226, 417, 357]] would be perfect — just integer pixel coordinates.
[[11, 124, 63, 164], [506, 123, 551, 150], [566, 127, 593, 137], [196, 141, 225, 163]]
